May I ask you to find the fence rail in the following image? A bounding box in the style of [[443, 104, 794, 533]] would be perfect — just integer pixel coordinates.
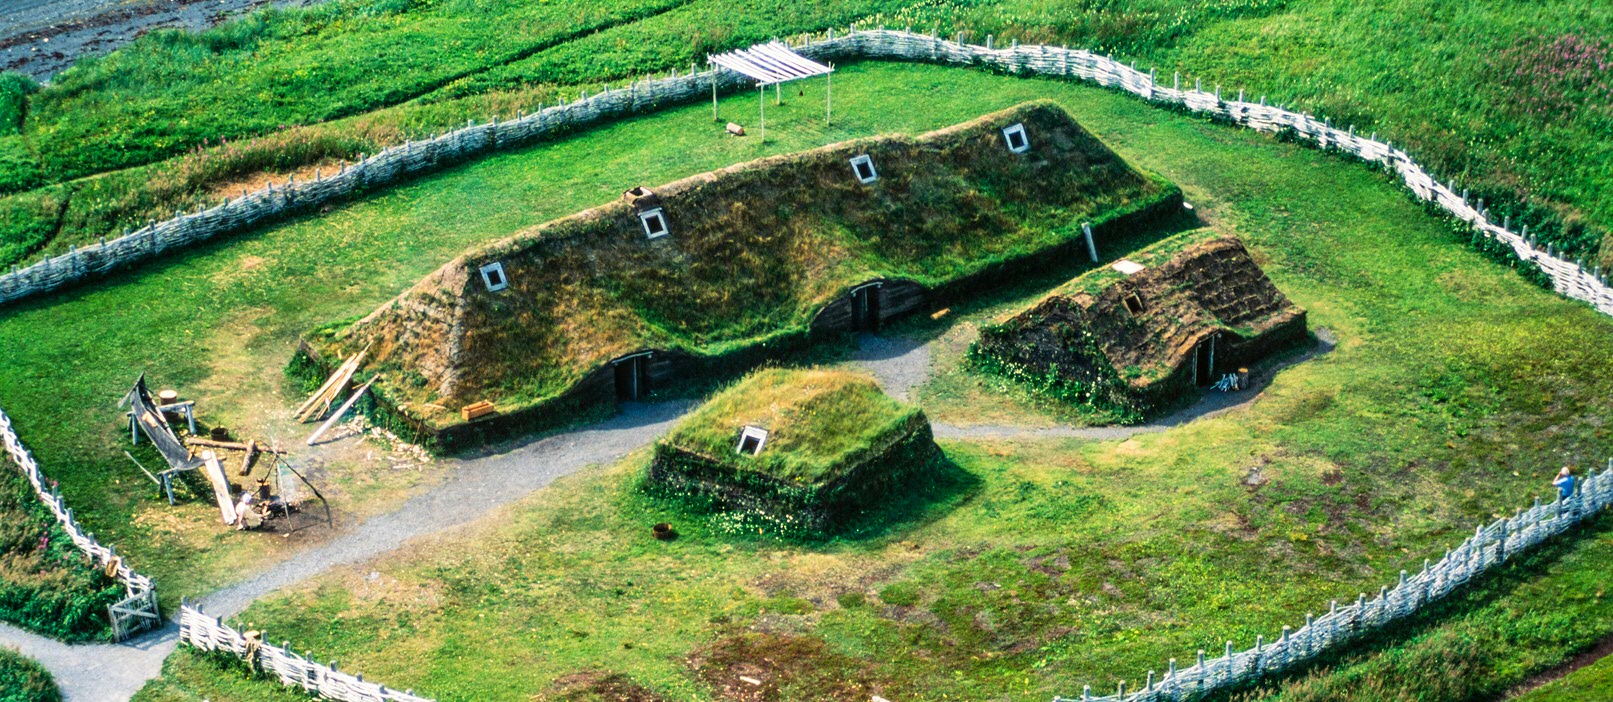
[[1054, 460, 1613, 701], [0, 29, 1609, 319], [179, 603, 433, 702], [0, 408, 161, 641]]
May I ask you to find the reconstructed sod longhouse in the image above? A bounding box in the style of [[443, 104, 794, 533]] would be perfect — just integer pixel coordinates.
[[976, 233, 1307, 416], [304, 101, 1180, 446], [650, 368, 940, 532]]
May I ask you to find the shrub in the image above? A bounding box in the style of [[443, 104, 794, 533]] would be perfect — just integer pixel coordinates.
[[0, 649, 59, 702]]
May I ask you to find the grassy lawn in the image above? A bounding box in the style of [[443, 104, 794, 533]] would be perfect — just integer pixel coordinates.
[[1214, 516, 1613, 702], [0, 0, 903, 191], [117, 62, 1613, 700], [1512, 654, 1613, 702], [0, 62, 1174, 607], [0, 647, 59, 702]]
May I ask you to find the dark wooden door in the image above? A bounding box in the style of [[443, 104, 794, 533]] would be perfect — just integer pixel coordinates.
[[615, 355, 651, 400], [1194, 337, 1215, 385], [852, 285, 882, 332]]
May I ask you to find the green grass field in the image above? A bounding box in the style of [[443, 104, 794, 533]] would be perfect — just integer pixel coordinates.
[[0, 648, 60, 702], [0, 62, 1182, 609], [0, 0, 1606, 275], [1213, 517, 1613, 702], [1513, 654, 1613, 702], [83, 61, 1613, 700]]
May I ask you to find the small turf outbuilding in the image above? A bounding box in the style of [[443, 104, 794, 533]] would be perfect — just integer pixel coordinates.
[[975, 233, 1307, 419], [650, 368, 940, 532]]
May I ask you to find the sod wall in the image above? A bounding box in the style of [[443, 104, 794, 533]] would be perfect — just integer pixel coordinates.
[[649, 410, 940, 532]]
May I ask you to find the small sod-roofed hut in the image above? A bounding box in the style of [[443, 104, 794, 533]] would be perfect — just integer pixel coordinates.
[[651, 368, 940, 532], [976, 234, 1307, 418]]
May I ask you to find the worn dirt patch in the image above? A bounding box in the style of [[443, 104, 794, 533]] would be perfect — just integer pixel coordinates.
[[205, 158, 342, 203], [688, 632, 893, 702], [539, 670, 669, 702]]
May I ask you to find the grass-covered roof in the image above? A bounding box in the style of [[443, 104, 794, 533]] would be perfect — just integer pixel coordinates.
[[659, 368, 921, 487], [319, 101, 1175, 428]]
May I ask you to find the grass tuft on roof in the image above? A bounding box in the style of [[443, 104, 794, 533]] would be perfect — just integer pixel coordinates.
[[650, 368, 941, 533], [660, 368, 915, 486]]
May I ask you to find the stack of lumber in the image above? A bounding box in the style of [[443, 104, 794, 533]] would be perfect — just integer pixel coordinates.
[[307, 375, 380, 446], [295, 346, 369, 422]]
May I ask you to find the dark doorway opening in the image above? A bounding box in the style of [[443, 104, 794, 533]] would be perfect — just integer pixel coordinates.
[[1194, 336, 1216, 386], [852, 284, 882, 332], [614, 354, 652, 400]]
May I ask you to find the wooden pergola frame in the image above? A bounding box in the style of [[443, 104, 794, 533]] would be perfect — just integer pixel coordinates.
[[707, 41, 835, 141]]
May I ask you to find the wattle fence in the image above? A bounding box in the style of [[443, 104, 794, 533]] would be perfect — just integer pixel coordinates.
[[0, 408, 161, 641], [1058, 461, 1613, 701], [179, 602, 433, 702], [0, 29, 1609, 319]]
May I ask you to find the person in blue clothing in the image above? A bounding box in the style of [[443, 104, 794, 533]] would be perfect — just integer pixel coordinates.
[[1553, 466, 1576, 502]]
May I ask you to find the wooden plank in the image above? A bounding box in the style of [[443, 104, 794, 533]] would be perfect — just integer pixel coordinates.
[[297, 347, 368, 423], [307, 376, 379, 446], [182, 437, 284, 454], [200, 452, 238, 525], [291, 353, 350, 418]]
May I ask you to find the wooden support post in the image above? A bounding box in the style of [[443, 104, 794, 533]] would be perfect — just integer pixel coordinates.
[[826, 66, 832, 125], [1082, 222, 1099, 262], [712, 70, 718, 120], [758, 85, 765, 143], [123, 451, 159, 486]]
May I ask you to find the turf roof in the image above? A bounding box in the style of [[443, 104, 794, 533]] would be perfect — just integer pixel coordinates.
[[321, 100, 1175, 428], [659, 368, 920, 486]]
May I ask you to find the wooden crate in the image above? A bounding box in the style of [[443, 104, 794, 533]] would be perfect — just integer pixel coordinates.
[[461, 400, 496, 421]]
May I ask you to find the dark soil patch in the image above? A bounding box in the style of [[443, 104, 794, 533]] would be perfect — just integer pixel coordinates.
[[688, 632, 893, 702], [541, 671, 668, 702]]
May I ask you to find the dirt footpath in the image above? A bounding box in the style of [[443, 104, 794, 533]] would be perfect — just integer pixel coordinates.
[[0, 0, 327, 81]]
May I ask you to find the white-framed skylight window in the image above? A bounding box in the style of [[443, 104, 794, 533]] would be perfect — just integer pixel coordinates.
[[478, 262, 508, 292], [736, 425, 769, 456], [639, 207, 670, 239], [1002, 123, 1030, 153], [849, 154, 878, 184]]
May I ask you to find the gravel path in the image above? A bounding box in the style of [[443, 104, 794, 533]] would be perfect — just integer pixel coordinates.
[[0, 399, 691, 701], [0, 328, 1327, 700], [0, 620, 177, 702], [852, 327, 1336, 440], [850, 332, 932, 402]]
